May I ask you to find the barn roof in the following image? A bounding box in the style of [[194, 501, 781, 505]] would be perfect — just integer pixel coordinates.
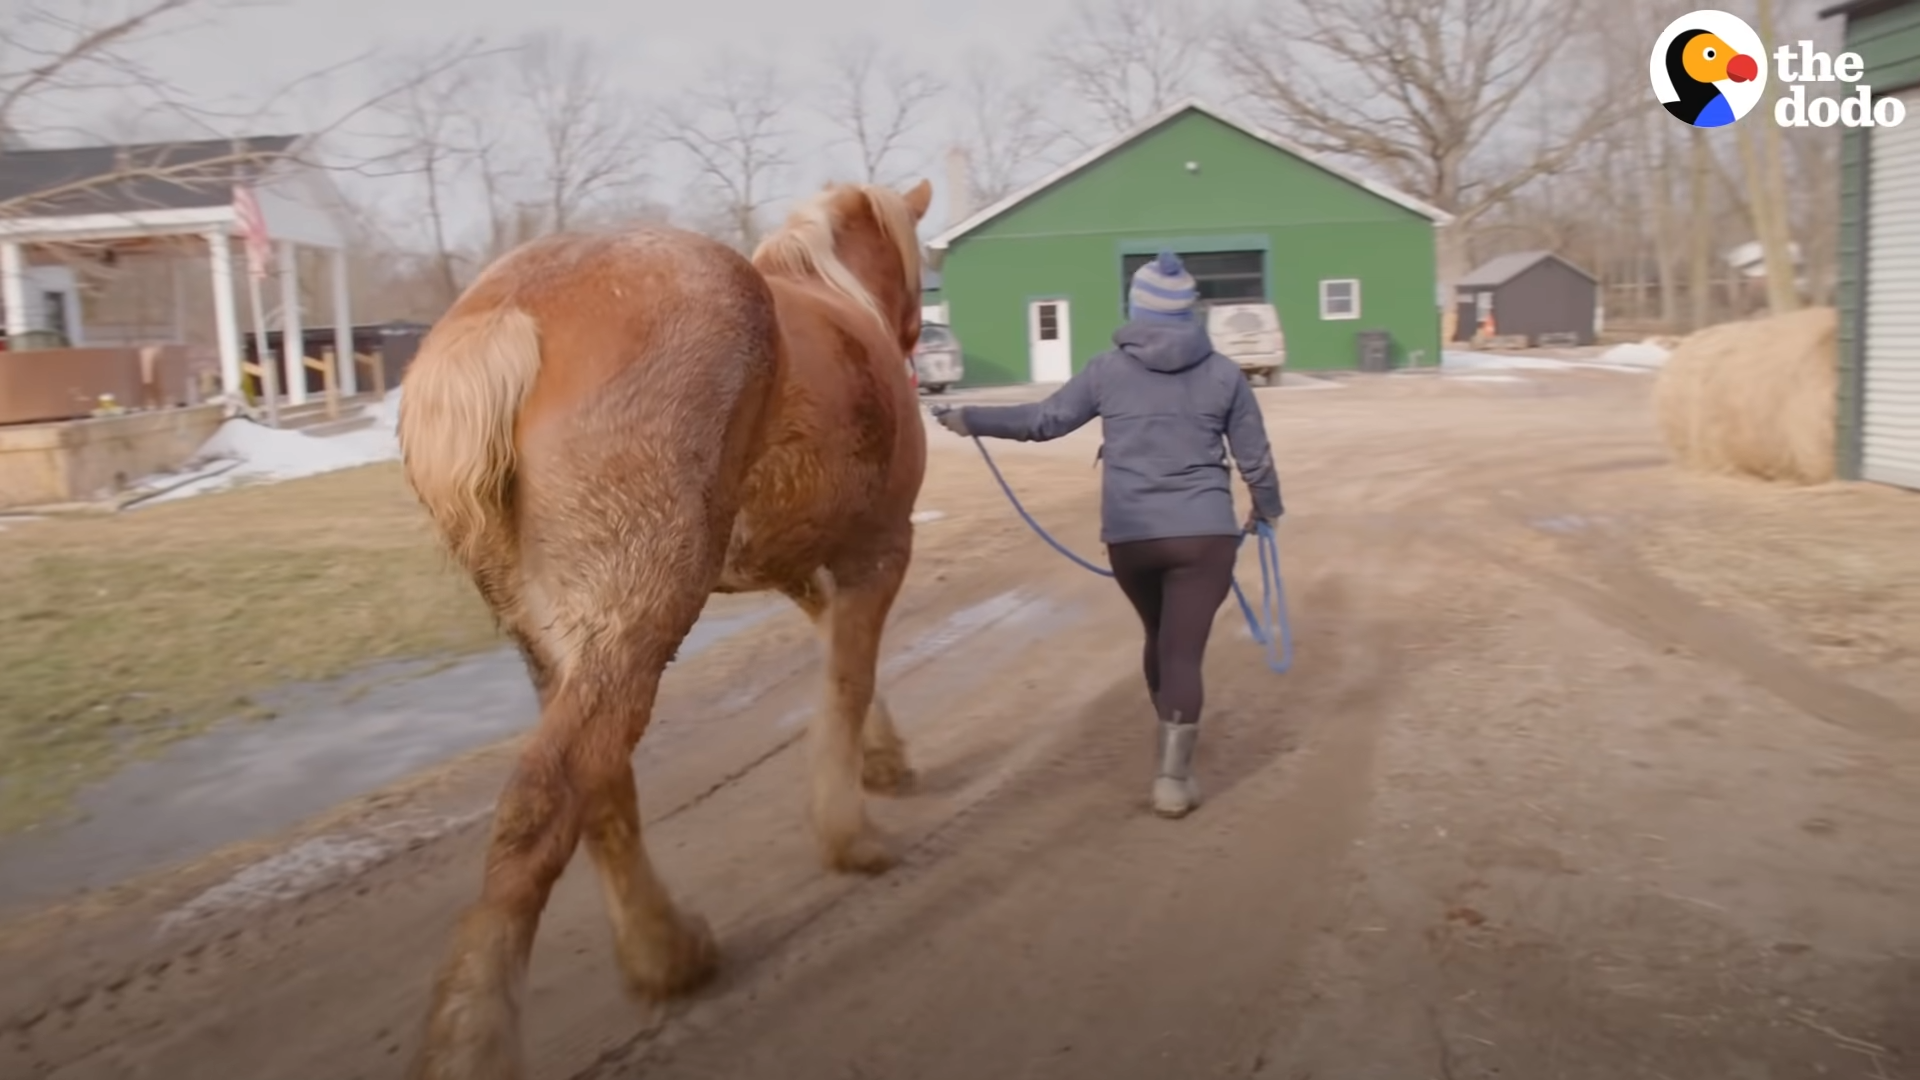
[[927, 99, 1452, 252], [1457, 250, 1597, 288], [0, 135, 300, 218]]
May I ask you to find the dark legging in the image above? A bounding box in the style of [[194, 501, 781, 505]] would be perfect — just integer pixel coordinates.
[[1107, 534, 1239, 726]]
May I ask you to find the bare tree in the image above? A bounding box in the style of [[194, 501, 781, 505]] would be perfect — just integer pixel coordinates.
[[1650, 117, 1681, 328], [0, 0, 283, 219], [1220, 0, 1629, 287], [0, 0, 481, 221], [653, 61, 794, 251], [1737, 0, 1801, 314], [1044, 0, 1202, 143], [1689, 127, 1713, 331], [952, 54, 1068, 205], [0, 0, 211, 144], [1787, 126, 1840, 307], [367, 45, 493, 308], [366, 31, 643, 286], [513, 31, 646, 233], [448, 71, 528, 264], [816, 37, 944, 185]]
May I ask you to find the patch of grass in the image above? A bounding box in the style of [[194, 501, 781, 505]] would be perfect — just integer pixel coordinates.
[[0, 463, 498, 834]]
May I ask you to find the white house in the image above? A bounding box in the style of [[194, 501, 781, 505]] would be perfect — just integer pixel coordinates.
[[0, 262, 83, 344], [0, 134, 359, 404]]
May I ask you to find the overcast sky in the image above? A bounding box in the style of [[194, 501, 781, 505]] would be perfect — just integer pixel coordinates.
[[20, 0, 1854, 244], [64, 0, 1238, 244]]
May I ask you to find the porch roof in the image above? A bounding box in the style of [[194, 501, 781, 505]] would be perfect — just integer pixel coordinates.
[[0, 135, 347, 248]]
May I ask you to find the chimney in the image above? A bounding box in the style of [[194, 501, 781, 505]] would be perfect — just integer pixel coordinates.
[[944, 145, 973, 229]]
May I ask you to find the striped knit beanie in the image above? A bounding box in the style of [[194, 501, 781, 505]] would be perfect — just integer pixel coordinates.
[[1129, 251, 1198, 321]]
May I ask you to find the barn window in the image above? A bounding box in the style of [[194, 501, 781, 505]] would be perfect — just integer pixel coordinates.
[[1319, 279, 1360, 320], [1120, 250, 1265, 310]]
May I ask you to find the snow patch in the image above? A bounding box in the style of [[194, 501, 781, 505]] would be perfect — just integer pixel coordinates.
[[1273, 373, 1345, 391], [1596, 341, 1672, 368], [156, 809, 483, 936], [1442, 350, 1580, 372], [1443, 349, 1660, 376], [1531, 514, 1598, 534], [136, 388, 404, 506]]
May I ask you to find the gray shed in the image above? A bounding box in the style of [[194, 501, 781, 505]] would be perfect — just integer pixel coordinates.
[[1452, 251, 1599, 347]]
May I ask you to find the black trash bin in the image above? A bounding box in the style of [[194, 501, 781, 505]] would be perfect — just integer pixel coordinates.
[[1356, 329, 1393, 373]]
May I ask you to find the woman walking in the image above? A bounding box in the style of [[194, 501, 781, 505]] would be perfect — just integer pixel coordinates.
[[929, 252, 1284, 818]]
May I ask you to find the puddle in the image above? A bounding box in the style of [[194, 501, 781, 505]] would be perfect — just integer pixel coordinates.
[[113, 587, 1084, 931], [1530, 514, 1611, 535], [0, 600, 781, 911]]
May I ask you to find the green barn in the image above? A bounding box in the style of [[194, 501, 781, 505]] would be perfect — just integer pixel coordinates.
[[927, 100, 1452, 386]]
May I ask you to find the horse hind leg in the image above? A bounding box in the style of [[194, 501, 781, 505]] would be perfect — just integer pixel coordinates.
[[578, 701, 718, 1002], [416, 552, 722, 1079], [781, 572, 915, 798], [411, 678, 589, 1080], [440, 523, 561, 711]]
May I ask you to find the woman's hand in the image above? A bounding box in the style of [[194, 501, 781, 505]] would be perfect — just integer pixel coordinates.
[[1243, 508, 1276, 534], [930, 405, 971, 437]]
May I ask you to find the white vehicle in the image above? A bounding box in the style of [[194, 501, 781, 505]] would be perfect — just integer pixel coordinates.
[[1206, 302, 1286, 386], [913, 322, 964, 394]]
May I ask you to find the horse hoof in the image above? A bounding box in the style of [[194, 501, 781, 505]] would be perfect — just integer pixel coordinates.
[[1151, 776, 1200, 819], [626, 912, 719, 1001], [861, 749, 917, 795], [411, 1021, 524, 1080], [412, 909, 528, 1080], [825, 829, 897, 875], [411, 1044, 522, 1080]]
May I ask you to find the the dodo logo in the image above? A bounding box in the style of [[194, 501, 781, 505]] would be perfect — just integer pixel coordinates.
[[1651, 10, 1766, 128], [1650, 9, 1907, 128]]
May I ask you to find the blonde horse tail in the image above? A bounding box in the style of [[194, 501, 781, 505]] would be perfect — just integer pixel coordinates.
[[398, 306, 542, 572]]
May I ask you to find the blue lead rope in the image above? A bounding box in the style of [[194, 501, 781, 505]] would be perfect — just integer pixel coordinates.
[[967, 436, 1293, 674]]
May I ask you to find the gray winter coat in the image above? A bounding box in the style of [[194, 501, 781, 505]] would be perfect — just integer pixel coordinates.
[[960, 319, 1284, 545]]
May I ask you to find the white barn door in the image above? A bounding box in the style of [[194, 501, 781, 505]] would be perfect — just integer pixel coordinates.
[[1864, 87, 1920, 489], [1027, 299, 1073, 383]]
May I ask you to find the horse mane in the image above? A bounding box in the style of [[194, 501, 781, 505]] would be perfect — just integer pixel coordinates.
[[751, 183, 921, 330]]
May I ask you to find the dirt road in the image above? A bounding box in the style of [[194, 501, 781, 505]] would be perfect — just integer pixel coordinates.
[[3, 370, 1917, 1079]]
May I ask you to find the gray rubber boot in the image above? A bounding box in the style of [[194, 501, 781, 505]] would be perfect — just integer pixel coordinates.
[[1152, 719, 1200, 818]]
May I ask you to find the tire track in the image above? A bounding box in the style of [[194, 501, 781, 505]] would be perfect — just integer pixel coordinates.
[[1470, 491, 1918, 742]]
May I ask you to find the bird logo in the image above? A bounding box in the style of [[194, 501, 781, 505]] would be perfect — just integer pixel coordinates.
[[1650, 11, 1768, 128]]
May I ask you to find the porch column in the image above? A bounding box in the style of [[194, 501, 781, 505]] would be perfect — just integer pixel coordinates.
[[278, 240, 307, 406], [204, 230, 243, 396], [331, 246, 356, 395], [1, 242, 28, 339]]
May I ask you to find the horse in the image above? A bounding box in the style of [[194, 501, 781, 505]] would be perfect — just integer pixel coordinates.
[[395, 178, 934, 1079]]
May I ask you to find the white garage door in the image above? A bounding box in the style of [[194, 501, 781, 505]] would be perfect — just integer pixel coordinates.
[[1863, 87, 1920, 489]]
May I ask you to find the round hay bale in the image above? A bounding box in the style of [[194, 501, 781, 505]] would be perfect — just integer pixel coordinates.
[[1651, 306, 1838, 485]]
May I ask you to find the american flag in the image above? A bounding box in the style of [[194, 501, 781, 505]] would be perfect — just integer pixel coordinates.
[[231, 184, 272, 281]]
